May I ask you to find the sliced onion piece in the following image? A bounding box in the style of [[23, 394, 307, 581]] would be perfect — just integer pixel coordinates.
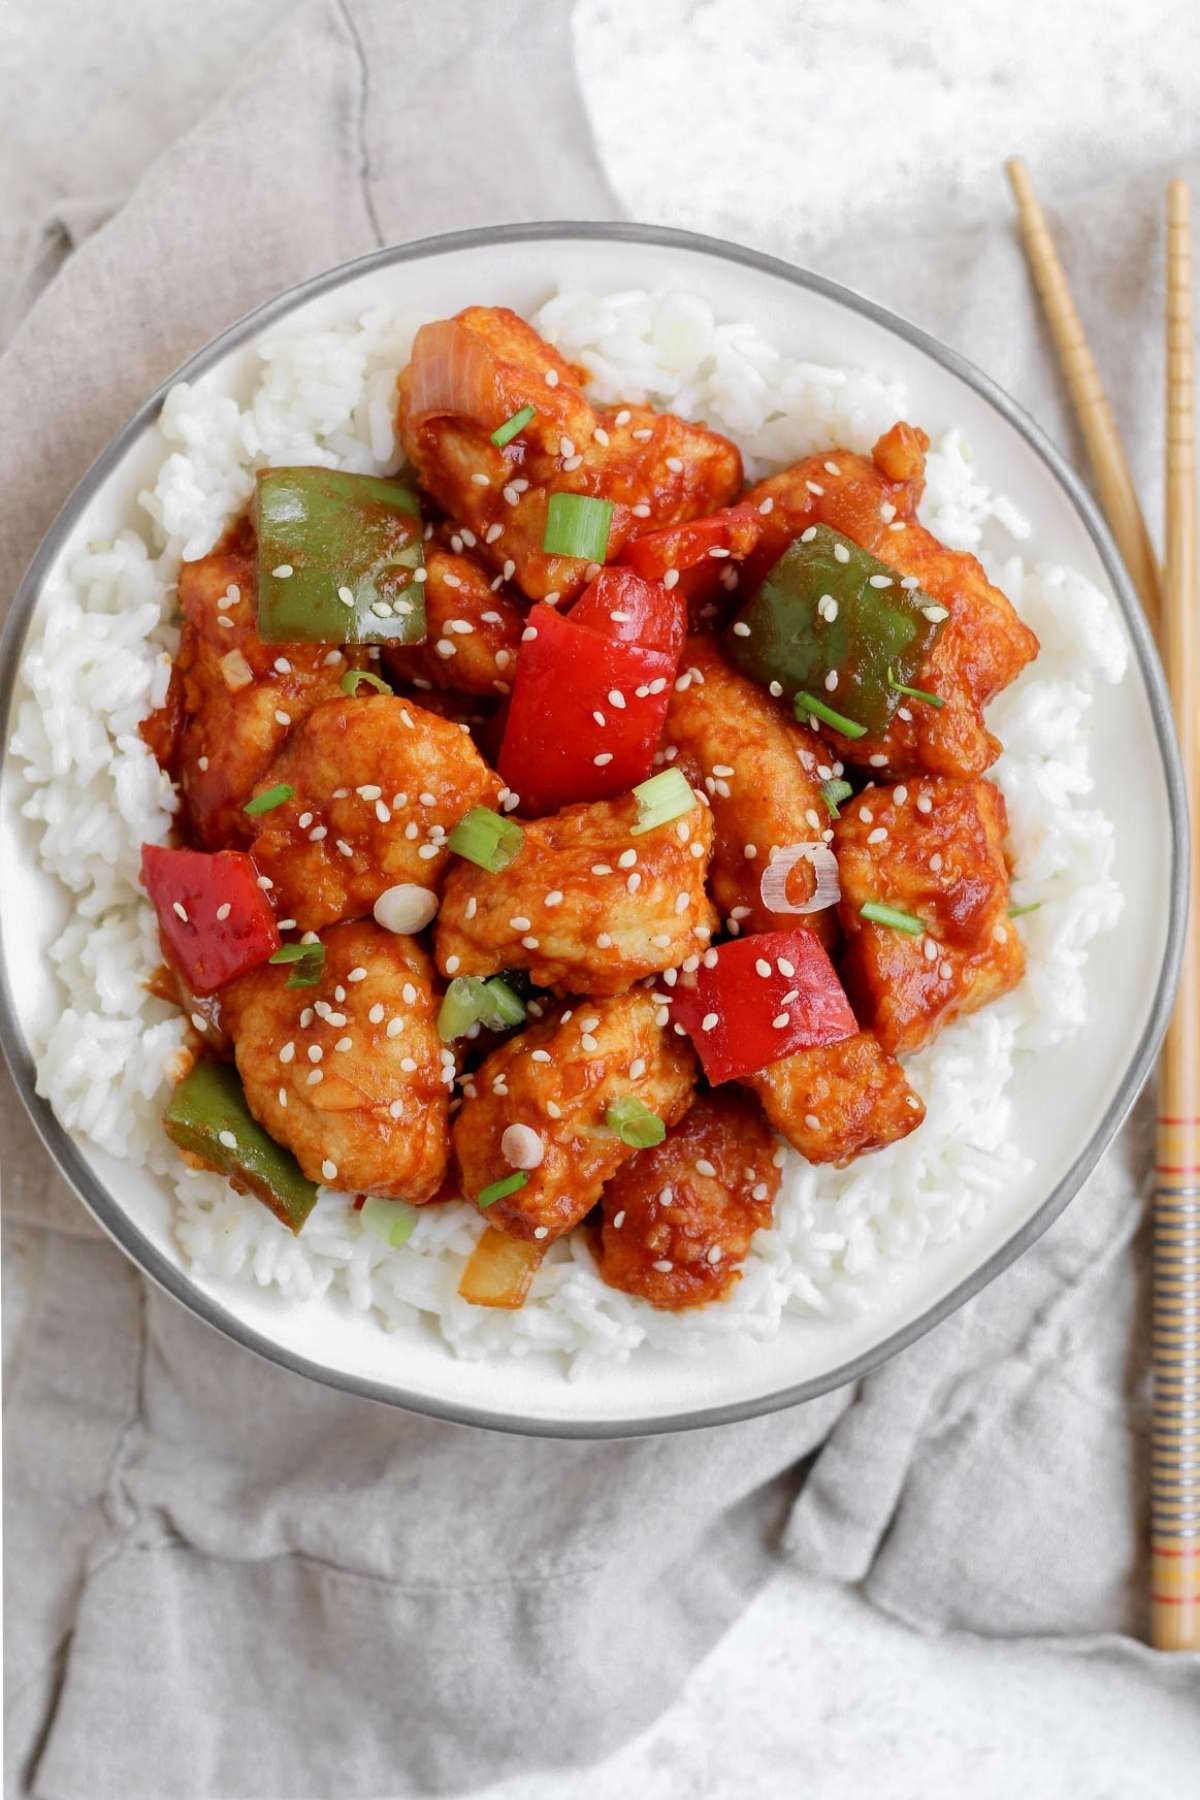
[[406, 320, 506, 429], [759, 842, 840, 916]]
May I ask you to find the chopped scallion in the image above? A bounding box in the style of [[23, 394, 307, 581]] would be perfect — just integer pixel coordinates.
[[340, 669, 393, 698], [860, 901, 925, 935], [477, 1170, 529, 1209], [437, 975, 526, 1042], [244, 782, 294, 816], [542, 493, 613, 561], [448, 806, 525, 873], [360, 1196, 418, 1247], [1008, 900, 1042, 918], [794, 691, 868, 739], [605, 1096, 667, 1149], [269, 940, 326, 986], [819, 777, 854, 819], [630, 767, 696, 836], [491, 404, 536, 448], [887, 667, 945, 709]]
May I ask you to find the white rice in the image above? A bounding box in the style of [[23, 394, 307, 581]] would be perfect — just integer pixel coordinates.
[[11, 287, 1127, 1375]]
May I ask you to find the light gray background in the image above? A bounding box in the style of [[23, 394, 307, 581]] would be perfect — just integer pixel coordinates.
[[3, 0, 1198, 1794]]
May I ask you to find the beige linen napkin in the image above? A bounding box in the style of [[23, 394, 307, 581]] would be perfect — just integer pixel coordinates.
[[2, 5, 1197, 1796]]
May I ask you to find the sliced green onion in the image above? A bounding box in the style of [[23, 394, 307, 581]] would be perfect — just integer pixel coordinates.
[[480, 976, 526, 1028], [491, 404, 536, 449], [340, 668, 393, 698], [269, 940, 326, 986], [819, 777, 854, 819], [860, 902, 925, 936], [887, 667, 945, 709], [437, 975, 527, 1042], [542, 493, 613, 561], [1008, 900, 1042, 918], [605, 1096, 667, 1149], [448, 806, 525, 872], [477, 1170, 529, 1209], [360, 1196, 418, 1247], [794, 691, 868, 740], [244, 782, 294, 816], [630, 767, 696, 836]]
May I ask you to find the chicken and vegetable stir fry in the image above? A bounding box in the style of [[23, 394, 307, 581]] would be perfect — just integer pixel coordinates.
[[143, 304, 1038, 1313]]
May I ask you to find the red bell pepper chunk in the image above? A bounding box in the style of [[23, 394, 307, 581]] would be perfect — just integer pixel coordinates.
[[568, 565, 686, 660], [621, 502, 763, 582], [141, 845, 281, 995], [497, 604, 677, 816], [670, 929, 857, 1084]]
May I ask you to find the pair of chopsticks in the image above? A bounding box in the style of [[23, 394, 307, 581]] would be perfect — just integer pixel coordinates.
[[1007, 161, 1198, 1652]]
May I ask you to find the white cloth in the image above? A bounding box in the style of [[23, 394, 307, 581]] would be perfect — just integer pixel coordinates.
[[2, 4, 1197, 1796]]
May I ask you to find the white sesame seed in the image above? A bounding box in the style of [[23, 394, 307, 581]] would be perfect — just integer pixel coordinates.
[[772, 1012, 790, 1028], [594, 752, 614, 767], [663, 569, 680, 590], [869, 754, 888, 768], [470, 472, 490, 487], [653, 1259, 674, 1274], [806, 480, 825, 496], [869, 574, 893, 589], [581, 1033, 599, 1053], [386, 1018, 404, 1038], [701, 1012, 719, 1032], [544, 368, 559, 386], [732, 621, 751, 637], [306, 1069, 323, 1086], [674, 892, 690, 914], [923, 604, 949, 622], [217, 1129, 238, 1150], [917, 794, 934, 814], [939, 960, 954, 981], [868, 827, 888, 845], [172, 901, 188, 922]]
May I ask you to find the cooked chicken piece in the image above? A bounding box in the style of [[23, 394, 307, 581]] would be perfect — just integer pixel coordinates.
[[663, 637, 835, 941], [382, 547, 524, 698], [222, 920, 450, 1200], [742, 1031, 924, 1166], [436, 789, 717, 997], [246, 694, 498, 932], [397, 306, 742, 605], [143, 519, 356, 847], [594, 1089, 780, 1308], [453, 991, 695, 1242], [741, 423, 1038, 778], [834, 776, 1024, 1055]]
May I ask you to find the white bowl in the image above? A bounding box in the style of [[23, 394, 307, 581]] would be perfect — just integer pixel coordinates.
[[0, 224, 1187, 1436]]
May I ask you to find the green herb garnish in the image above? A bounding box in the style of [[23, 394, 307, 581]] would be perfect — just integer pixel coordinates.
[[860, 902, 925, 935], [340, 669, 393, 698], [269, 940, 326, 986], [542, 493, 613, 561], [819, 777, 854, 819], [491, 405, 536, 448], [630, 767, 695, 836], [477, 1171, 529, 1209], [794, 691, 868, 740], [448, 806, 525, 873], [244, 783, 294, 816], [887, 667, 945, 709], [605, 1096, 667, 1149]]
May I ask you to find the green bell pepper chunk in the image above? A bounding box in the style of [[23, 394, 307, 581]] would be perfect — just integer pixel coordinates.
[[253, 467, 427, 645], [726, 524, 946, 735], [164, 1056, 318, 1234]]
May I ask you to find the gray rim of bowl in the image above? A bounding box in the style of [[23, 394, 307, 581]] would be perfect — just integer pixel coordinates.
[[0, 220, 1188, 1441]]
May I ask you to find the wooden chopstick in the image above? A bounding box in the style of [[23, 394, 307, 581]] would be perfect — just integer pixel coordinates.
[[1008, 164, 1199, 1649], [1150, 178, 1199, 1652], [1005, 158, 1163, 637]]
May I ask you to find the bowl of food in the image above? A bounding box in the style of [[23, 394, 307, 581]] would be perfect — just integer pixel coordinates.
[[0, 223, 1186, 1436]]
